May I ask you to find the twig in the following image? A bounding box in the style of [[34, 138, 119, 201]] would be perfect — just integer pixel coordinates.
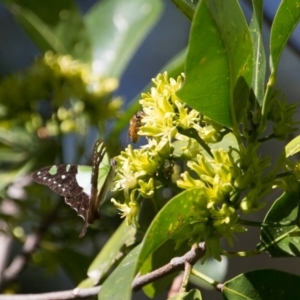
[[132, 242, 205, 291], [0, 286, 100, 300], [180, 260, 192, 293], [0, 243, 206, 300]]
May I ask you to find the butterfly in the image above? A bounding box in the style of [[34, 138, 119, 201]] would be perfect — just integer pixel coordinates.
[[31, 140, 117, 237], [128, 111, 144, 143]]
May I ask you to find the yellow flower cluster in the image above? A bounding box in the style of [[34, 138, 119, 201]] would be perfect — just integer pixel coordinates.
[[0, 51, 121, 137], [111, 72, 277, 260]]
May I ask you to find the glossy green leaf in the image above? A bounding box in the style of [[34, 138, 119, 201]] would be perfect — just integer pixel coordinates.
[[172, 0, 199, 21], [270, 0, 300, 75], [168, 289, 202, 300], [2, 0, 91, 62], [257, 192, 300, 257], [285, 135, 300, 157], [223, 269, 300, 299], [177, 0, 253, 128], [84, 0, 163, 78], [78, 221, 138, 287], [135, 188, 207, 280], [249, 0, 266, 105], [141, 240, 189, 298], [99, 244, 141, 300]]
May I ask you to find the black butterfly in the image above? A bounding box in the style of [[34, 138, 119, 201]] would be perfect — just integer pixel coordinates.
[[31, 140, 116, 237]]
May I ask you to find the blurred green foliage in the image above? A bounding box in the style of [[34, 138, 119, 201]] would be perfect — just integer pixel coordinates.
[[2, 1, 300, 300]]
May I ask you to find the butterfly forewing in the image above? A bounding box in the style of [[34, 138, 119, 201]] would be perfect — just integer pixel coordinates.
[[31, 165, 85, 198]]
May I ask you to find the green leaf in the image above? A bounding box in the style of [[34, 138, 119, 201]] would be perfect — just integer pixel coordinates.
[[168, 289, 202, 300], [171, 0, 199, 21], [177, 0, 253, 128], [99, 244, 141, 300], [249, 0, 266, 105], [285, 134, 300, 157], [257, 192, 300, 257], [141, 240, 189, 298], [2, 0, 91, 62], [84, 0, 163, 78], [223, 269, 300, 299], [78, 221, 138, 287], [101, 188, 206, 300], [270, 0, 300, 75], [135, 188, 206, 280]]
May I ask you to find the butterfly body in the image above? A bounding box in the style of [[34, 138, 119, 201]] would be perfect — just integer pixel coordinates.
[[32, 140, 116, 237]]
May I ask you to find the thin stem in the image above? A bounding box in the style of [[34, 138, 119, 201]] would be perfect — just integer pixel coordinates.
[[254, 75, 276, 141], [132, 242, 206, 291], [177, 127, 213, 157], [0, 286, 100, 300], [222, 250, 261, 257], [180, 245, 197, 293], [257, 226, 299, 252], [191, 268, 221, 291], [258, 133, 276, 143], [240, 219, 297, 227], [275, 171, 293, 179], [180, 262, 192, 293]]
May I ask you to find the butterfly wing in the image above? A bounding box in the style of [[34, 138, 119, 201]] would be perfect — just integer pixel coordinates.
[[31, 164, 92, 236], [31, 164, 87, 197], [88, 140, 116, 224]]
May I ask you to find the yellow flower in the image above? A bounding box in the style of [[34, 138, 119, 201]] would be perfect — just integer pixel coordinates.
[[138, 178, 154, 198], [111, 193, 140, 228]]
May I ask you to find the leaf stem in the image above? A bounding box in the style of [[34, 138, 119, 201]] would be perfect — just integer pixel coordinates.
[[240, 219, 297, 227], [177, 127, 213, 157], [222, 250, 261, 257], [191, 268, 220, 290], [254, 74, 276, 141], [258, 133, 275, 142], [180, 244, 197, 293]]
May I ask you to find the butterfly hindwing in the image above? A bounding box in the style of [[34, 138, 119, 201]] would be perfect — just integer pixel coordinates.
[[65, 194, 90, 237]]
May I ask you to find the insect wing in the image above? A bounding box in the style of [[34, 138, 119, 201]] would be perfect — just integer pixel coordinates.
[[65, 194, 90, 238], [31, 164, 84, 198]]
